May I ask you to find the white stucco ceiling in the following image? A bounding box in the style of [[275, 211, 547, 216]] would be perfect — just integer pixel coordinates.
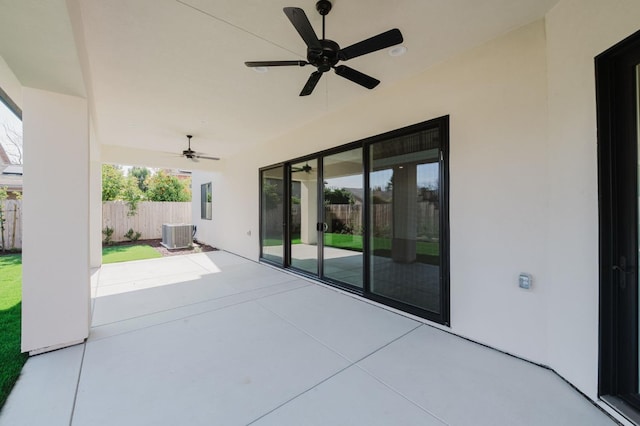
[[0, 0, 560, 166]]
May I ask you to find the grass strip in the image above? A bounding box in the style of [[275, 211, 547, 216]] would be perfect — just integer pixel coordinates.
[[102, 244, 162, 264], [0, 254, 27, 409]]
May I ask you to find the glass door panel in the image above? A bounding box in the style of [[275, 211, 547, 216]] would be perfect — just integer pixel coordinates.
[[369, 129, 442, 313], [260, 166, 285, 264], [637, 63, 640, 394], [323, 148, 364, 287], [290, 159, 319, 275]]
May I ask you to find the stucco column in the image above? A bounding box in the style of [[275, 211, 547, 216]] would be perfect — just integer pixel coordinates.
[[392, 164, 417, 263], [300, 178, 317, 245], [89, 159, 102, 268], [22, 88, 90, 355]]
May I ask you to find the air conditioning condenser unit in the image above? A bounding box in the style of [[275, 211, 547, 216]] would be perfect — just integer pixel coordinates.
[[161, 224, 193, 249]]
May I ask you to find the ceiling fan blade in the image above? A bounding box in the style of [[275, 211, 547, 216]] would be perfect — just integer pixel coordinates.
[[338, 29, 403, 61], [300, 71, 323, 96], [245, 60, 308, 67], [195, 155, 220, 161], [283, 7, 322, 52], [334, 65, 380, 89]]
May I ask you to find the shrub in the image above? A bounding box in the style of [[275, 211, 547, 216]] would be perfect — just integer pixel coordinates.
[[124, 228, 142, 242], [102, 226, 114, 245]]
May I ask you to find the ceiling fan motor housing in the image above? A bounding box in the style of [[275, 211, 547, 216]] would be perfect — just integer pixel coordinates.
[[309, 39, 340, 72], [316, 0, 332, 16]]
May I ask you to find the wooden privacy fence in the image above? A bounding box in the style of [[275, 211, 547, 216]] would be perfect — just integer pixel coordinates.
[[103, 201, 191, 242], [326, 202, 439, 239], [0, 199, 22, 250], [264, 202, 439, 240]]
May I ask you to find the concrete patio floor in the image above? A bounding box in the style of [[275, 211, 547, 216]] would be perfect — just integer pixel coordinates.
[[0, 251, 618, 425]]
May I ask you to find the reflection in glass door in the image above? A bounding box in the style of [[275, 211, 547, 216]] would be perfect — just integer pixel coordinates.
[[323, 148, 364, 287], [259, 117, 449, 325], [637, 63, 640, 394], [260, 166, 285, 264], [290, 159, 319, 275], [369, 129, 442, 314]]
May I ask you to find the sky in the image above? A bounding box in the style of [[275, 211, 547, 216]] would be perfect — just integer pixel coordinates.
[[0, 99, 22, 164]]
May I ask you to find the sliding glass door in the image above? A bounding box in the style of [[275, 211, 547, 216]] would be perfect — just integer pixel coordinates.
[[290, 158, 319, 275], [323, 148, 364, 288], [369, 129, 443, 315], [260, 166, 285, 264], [259, 116, 449, 324]]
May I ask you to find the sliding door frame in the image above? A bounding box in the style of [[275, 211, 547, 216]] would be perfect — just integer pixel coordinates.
[[597, 29, 640, 418], [259, 116, 450, 325]]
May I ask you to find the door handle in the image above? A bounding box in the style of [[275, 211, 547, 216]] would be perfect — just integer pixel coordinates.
[[613, 256, 633, 289], [323, 223, 328, 232]]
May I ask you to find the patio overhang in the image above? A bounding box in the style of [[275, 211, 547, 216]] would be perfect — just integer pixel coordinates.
[[1, 1, 640, 424]]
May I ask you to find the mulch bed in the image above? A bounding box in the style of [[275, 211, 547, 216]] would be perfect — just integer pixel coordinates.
[[105, 238, 218, 257]]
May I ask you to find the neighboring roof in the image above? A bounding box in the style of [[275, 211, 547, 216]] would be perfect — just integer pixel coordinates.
[[2, 164, 22, 175], [0, 163, 23, 192]]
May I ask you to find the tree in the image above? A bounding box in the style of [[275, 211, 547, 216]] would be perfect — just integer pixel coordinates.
[[130, 166, 151, 192], [102, 164, 125, 201], [121, 176, 144, 216], [0, 186, 6, 252], [324, 187, 354, 205], [1, 122, 23, 164], [262, 181, 281, 209], [145, 171, 191, 202]]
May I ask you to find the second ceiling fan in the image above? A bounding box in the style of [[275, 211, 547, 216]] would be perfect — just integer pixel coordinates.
[[245, 0, 404, 96]]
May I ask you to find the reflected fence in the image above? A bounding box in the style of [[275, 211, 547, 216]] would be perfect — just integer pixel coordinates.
[[263, 202, 440, 241]]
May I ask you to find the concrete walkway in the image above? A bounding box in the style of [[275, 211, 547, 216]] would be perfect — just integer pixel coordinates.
[[0, 251, 618, 425]]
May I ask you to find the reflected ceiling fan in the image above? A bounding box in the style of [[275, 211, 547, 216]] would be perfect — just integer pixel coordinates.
[[245, 0, 404, 96], [292, 163, 313, 173], [180, 135, 219, 161]]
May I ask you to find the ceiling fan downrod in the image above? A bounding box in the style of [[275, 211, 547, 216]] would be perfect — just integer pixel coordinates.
[[316, 0, 332, 39]]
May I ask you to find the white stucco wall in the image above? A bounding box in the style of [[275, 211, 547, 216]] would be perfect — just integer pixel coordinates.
[[21, 87, 90, 354], [216, 20, 551, 364], [545, 0, 640, 400], [89, 122, 102, 268], [207, 3, 640, 403]]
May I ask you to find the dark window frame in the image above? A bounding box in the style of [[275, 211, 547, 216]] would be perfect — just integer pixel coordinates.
[[596, 28, 640, 417], [200, 182, 212, 220], [258, 116, 450, 325], [0, 86, 22, 120]]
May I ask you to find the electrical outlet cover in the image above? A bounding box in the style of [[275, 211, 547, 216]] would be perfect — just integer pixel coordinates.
[[519, 273, 532, 289]]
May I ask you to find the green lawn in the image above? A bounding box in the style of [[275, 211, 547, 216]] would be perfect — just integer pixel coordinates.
[[265, 233, 439, 257], [102, 244, 162, 264], [0, 254, 27, 409], [324, 233, 440, 256], [262, 233, 439, 256], [263, 238, 300, 246]]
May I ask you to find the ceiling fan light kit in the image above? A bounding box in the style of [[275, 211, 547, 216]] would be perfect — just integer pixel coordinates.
[[245, 0, 404, 96]]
